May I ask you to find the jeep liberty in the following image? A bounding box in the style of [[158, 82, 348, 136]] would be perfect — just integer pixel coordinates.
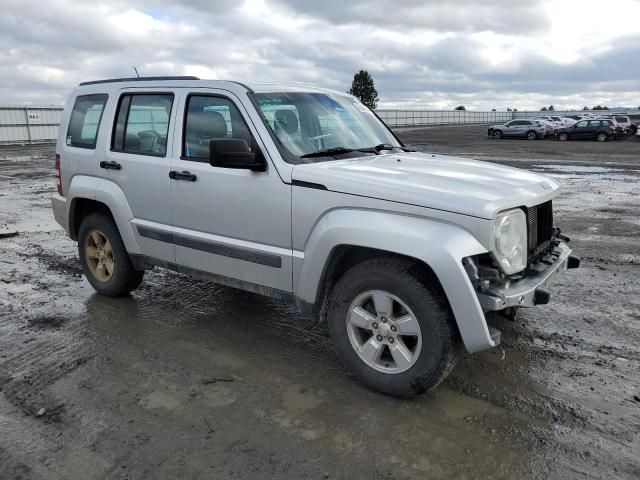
[[51, 77, 579, 396]]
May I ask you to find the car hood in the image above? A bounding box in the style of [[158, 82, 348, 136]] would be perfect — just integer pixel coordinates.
[[292, 152, 560, 219]]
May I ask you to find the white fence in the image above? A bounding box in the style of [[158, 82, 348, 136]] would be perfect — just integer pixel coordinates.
[[0, 105, 638, 145], [0, 106, 63, 145], [376, 110, 513, 127]]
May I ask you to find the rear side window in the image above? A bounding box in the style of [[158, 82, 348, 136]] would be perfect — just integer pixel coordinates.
[[66, 94, 108, 149], [112, 93, 174, 157]]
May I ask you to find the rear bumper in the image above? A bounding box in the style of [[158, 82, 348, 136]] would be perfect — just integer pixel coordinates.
[[51, 195, 68, 233], [476, 242, 577, 311]]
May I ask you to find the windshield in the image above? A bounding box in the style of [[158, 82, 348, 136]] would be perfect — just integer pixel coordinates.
[[252, 92, 402, 163]]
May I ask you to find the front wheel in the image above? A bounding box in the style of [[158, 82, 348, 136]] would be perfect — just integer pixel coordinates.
[[596, 132, 608, 142], [493, 130, 503, 139], [78, 212, 144, 297], [558, 132, 569, 141], [328, 258, 460, 397]]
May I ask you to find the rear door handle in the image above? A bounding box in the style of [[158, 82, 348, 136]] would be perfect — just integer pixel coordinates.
[[100, 161, 121, 170], [169, 170, 197, 182]]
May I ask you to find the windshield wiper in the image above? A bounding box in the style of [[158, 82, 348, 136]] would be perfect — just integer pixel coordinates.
[[299, 146, 378, 159], [373, 143, 416, 152]]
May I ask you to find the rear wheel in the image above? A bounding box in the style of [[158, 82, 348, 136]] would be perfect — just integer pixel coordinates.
[[328, 258, 460, 397], [493, 130, 503, 139], [596, 132, 608, 142], [78, 212, 144, 297], [558, 132, 569, 141], [526, 131, 537, 140]]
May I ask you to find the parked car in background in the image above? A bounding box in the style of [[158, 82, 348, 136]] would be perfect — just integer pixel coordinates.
[[627, 116, 640, 135], [559, 117, 577, 127], [488, 120, 546, 140], [611, 116, 633, 134], [555, 119, 619, 142], [532, 117, 559, 136]]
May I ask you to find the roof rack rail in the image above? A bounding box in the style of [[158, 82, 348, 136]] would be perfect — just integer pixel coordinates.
[[79, 76, 200, 86], [225, 81, 254, 94]]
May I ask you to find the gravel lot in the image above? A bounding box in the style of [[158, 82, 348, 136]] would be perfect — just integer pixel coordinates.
[[1, 127, 639, 479]]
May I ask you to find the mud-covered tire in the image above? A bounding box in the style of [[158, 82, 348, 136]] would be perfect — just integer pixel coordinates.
[[78, 212, 144, 297], [328, 257, 461, 397]]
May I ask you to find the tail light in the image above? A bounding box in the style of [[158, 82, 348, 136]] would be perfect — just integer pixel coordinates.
[[55, 153, 63, 195]]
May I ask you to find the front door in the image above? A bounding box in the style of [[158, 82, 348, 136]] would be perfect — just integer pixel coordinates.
[[572, 120, 590, 139], [506, 121, 524, 137], [169, 90, 293, 293]]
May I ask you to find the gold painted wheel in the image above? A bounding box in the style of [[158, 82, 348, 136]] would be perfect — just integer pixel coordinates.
[[84, 229, 114, 282]]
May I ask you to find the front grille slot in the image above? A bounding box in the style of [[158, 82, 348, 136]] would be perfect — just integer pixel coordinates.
[[526, 200, 553, 254]]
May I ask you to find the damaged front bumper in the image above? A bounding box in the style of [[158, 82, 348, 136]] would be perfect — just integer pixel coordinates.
[[468, 242, 580, 311]]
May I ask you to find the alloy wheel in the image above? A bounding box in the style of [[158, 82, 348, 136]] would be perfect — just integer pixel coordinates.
[[84, 229, 115, 282], [346, 290, 422, 374]]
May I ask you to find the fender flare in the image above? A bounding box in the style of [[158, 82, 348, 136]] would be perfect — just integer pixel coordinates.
[[67, 175, 141, 254], [295, 209, 496, 352]]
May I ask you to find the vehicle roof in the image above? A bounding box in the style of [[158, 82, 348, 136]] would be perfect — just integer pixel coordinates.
[[74, 77, 349, 97]]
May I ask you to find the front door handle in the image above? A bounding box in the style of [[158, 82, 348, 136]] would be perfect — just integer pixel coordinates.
[[100, 161, 121, 170], [169, 170, 197, 182]]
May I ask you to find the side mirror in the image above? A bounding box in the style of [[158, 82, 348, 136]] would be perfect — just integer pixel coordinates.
[[209, 139, 266, 172]]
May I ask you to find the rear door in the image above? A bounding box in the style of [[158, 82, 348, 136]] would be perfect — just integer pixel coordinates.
[[169, 89, 293, 292], [100, 89, 178, 262], [589, 120, 603, 138]]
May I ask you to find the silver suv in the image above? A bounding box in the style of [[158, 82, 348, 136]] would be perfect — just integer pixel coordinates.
[[51, 77, 579, 396], [488, 119, 547, 139]]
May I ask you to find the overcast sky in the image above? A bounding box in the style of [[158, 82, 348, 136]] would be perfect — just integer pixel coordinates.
[[1, 0, 639, 110]]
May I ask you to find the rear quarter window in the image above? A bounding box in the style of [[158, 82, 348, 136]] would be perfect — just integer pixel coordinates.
[[66, 94, 108, 149]]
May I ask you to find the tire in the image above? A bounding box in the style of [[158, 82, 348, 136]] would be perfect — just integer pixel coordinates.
[[328, 257, 460, 397], [526, 131, 537, 140], [78, 212, 144, 297], [558, 132, 569, 141], [493, 130, 503, 139], [596, 132, 608, 142]]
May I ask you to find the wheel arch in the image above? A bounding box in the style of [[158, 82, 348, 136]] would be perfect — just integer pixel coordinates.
[[66, 175, 141, 254], [294, 209, 497, 352]]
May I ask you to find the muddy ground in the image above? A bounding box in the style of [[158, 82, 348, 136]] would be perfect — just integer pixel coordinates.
[[0, 129, 638, 479]]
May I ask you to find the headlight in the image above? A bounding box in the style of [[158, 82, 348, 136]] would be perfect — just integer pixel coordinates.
[[493, 208, 527, 275]]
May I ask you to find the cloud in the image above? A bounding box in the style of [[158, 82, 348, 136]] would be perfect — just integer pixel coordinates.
[[0, 0, 638, 110], [273, 0, 551, 33]]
